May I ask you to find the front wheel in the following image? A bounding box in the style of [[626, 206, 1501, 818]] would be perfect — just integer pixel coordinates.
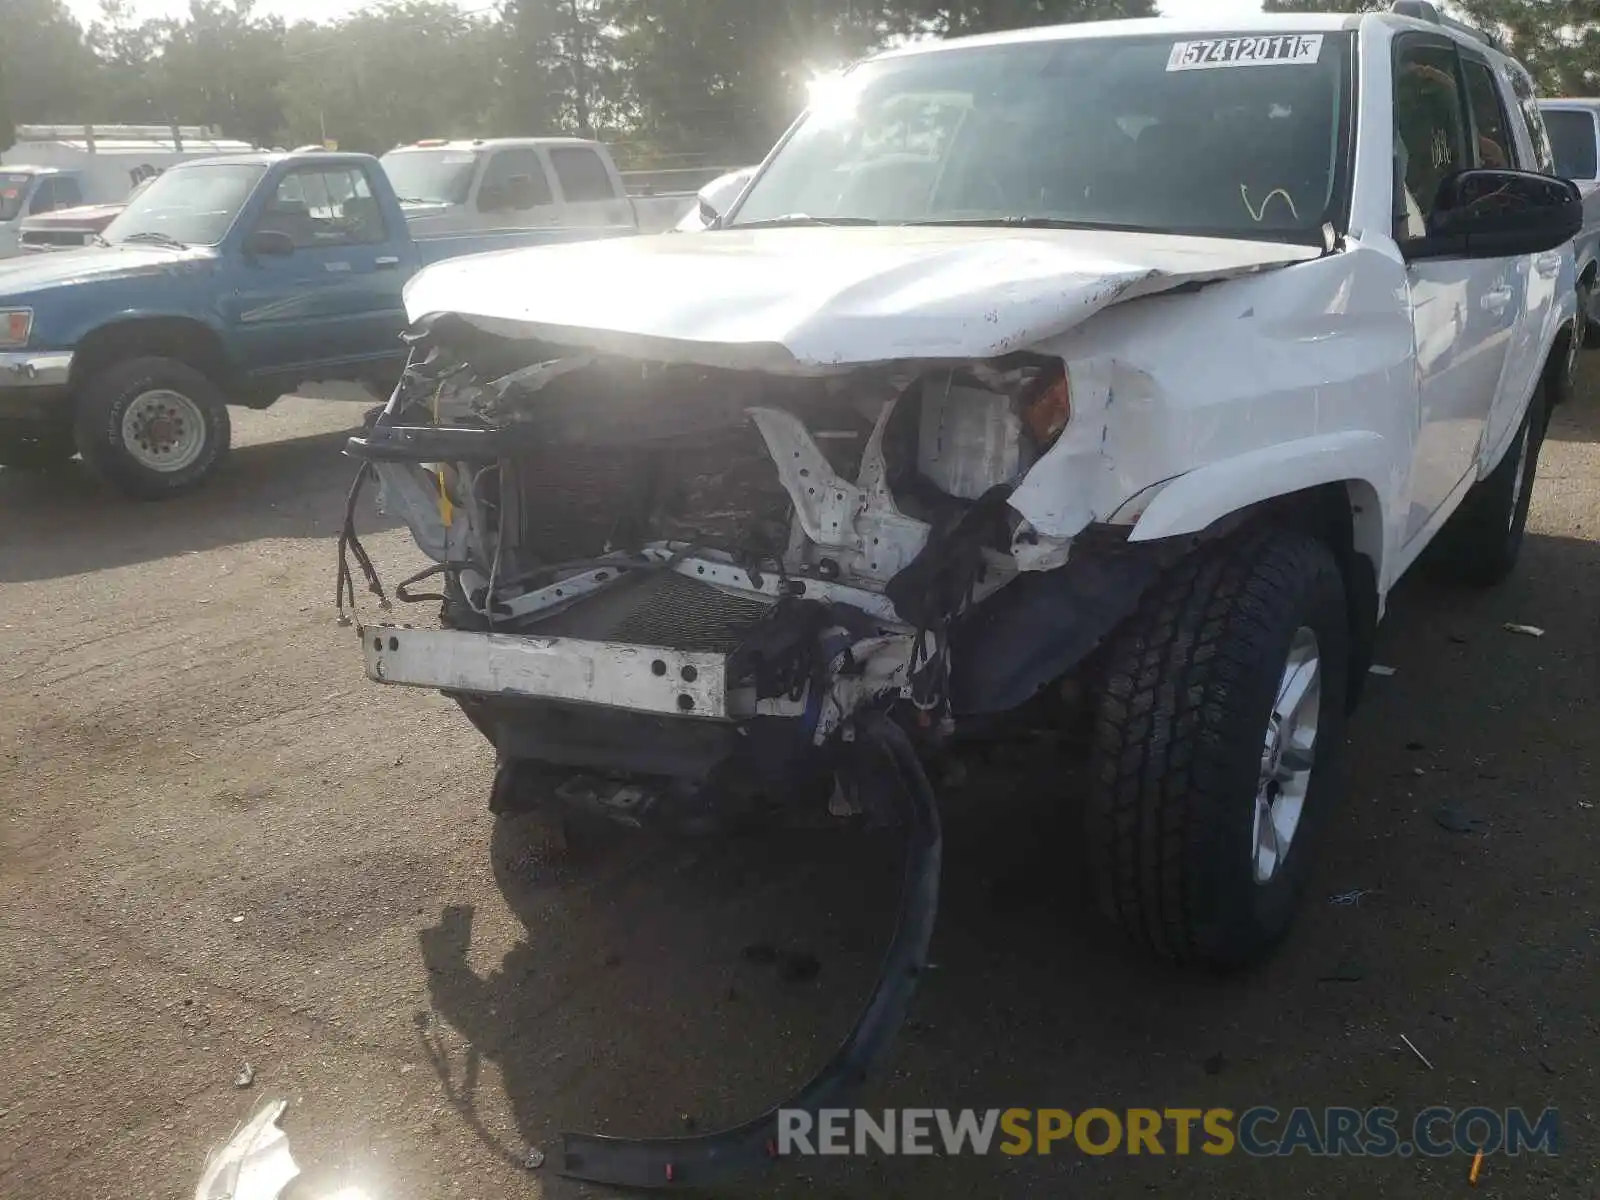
[[1085, 528, 1351, 968], [73, 356, 232, 500]]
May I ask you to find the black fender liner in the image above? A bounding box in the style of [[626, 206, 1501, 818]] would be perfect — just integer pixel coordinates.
[[558, 713, 942, 1189], [947, 535, 1173, 717]]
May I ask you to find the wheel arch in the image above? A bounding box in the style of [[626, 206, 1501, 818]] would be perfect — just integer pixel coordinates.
[[70, 316, 238, 398], [1126, 446, 1387, 712]]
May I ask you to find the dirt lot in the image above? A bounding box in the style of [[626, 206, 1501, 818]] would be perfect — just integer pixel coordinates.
[[1, 386, 1597, 1200]]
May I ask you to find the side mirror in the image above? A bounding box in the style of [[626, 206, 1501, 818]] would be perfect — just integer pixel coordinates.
[[506, 175, 539, 210], [696, 196, 722, 228], [1414, 169, 1583, 259], [245, 228, 296, 257], [476, 182, 508, 213]]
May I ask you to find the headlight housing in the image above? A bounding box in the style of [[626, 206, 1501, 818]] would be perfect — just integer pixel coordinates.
[[0, 308, 33, 349]]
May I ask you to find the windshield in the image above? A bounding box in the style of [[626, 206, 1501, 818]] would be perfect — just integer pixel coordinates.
[[380, 149, 479, 205], [0, 174, 34, 222], [731, 32, 1351, 242], [102, 162, 266, 246], [1544, 109, 1598, 181]]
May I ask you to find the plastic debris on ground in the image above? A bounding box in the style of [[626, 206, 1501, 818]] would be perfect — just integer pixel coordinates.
[[525, 1146, 546, 1170], [234, 1063, 255, 1089], [1503, 623, 1545, 638], [1368, 664, 1397, 676], [1328, 888, 1378, 906], [193, 1099, 298, 1200], [1399, 1033, 1434, 1070]]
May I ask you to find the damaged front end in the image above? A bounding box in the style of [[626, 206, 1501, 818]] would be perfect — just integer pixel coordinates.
[[336, 311, 1166, 1187]]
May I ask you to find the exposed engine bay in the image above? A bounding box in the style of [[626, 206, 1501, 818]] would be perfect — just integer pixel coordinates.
[[339, 313, 1122, 771], [335, 311, 1173, 1188]]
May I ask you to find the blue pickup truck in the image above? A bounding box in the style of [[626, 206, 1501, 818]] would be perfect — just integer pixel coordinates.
[[0, 150, 622, 498]]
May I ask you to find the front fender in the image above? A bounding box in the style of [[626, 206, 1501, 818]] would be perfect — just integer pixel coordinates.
[[1126, 430, 1395, 578]]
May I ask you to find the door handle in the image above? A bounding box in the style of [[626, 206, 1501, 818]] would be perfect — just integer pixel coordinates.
[[1481, 287, 1513, 313], [375, 256, 400, 269]]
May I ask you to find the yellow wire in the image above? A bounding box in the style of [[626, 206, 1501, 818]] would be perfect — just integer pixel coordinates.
[[430, 380, 452, 526]]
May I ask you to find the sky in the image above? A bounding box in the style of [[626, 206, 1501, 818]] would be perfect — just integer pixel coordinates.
[[65, 0, 1268, 27]]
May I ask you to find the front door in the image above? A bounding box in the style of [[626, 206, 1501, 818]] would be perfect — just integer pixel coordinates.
[[474, 147, 563, 230], [1394, 36, 1517, 546], [228, 162, 408, 387]]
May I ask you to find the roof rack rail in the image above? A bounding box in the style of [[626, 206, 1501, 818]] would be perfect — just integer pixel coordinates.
[[1389, 0, 1500, 49]]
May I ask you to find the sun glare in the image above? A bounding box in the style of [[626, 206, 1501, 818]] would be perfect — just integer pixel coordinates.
[[805, 71, 862, 124]]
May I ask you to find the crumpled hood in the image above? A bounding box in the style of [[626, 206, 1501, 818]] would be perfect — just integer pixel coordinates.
[[0, 242, 206, 296], [404, 225, 1321, 369]]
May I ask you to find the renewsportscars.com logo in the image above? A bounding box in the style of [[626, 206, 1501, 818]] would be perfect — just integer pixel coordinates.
[[775, 1106, 1561, 1159]]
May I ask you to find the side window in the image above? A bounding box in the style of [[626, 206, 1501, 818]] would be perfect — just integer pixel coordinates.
[[1462, 58, 1515, 169], [549, 147, 617, 203], [1392, 40, 1470, 241], [1544, 109, 1599, 180], [28, 179, 55, 214], [1507, 63, 1557, 175], [257, 166, 387, 249], [478, 149, 553, 212], [53, 177, 83, 208]]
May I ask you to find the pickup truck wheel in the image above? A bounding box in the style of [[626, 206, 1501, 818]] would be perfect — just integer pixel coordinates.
[[1085, 528, 1350, 968], [0, 424, 77, 470], [1428, 386, 1545, 587], [73, 356, 232, 500]]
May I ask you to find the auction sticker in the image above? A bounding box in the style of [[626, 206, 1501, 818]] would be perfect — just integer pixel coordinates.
[[1167, 34, 1323, 70]]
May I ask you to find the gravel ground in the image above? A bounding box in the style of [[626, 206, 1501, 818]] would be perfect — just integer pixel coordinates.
[[1, 383, 1597, 1200]]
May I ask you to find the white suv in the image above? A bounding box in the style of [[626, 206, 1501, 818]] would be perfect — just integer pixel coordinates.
[[345, 7, 1578, 974]]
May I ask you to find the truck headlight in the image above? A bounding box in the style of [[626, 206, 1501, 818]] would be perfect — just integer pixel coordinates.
[[0, 308, 33, 349]]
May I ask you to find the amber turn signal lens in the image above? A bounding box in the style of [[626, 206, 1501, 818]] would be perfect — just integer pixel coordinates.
[[1022, 373, 1071, 446]]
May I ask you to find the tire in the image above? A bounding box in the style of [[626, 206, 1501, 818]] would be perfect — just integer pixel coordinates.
[[72, 356, 232, 500], [1427, 386, 1544, 588], [0, 424, 77, 470], [1580, 275, 1600, 349], [1085, 527, 1351, 968]]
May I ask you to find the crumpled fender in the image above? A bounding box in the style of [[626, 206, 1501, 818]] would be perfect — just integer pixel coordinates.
[[1125, 430, 1394, 570]]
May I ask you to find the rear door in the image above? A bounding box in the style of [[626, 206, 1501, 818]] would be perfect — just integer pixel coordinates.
[[1394, 34, 1517, 546], [547, 144, 633, 228], [1482, 59, 1564, 461], [226, 161, 409, 384]]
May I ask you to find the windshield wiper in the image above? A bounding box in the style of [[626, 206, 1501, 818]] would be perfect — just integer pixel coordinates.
[[89, 233, 111, 248], [118, 230, 188, 249], [394, 197, 438, 205], [730, 214, 883, 229]]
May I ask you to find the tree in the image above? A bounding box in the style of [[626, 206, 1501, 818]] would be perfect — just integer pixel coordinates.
[[278, 2, 502, 153], [499, 0, 618, 138], [1452, 0, 1600, 94], [154, 1, 290, 147], [1262, 0, 1386, 11], [0, 0, 95, 127], [892, 0, 1157, 35], [85, 1, 170, 123]]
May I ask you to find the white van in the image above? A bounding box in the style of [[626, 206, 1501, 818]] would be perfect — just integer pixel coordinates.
[[0, 124, 255, 257]]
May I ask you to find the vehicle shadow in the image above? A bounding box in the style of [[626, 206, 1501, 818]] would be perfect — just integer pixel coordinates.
[[416, 526, 1599, 1197], [1548, 359, 1600, 442], [0, 419, 394, 584]]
